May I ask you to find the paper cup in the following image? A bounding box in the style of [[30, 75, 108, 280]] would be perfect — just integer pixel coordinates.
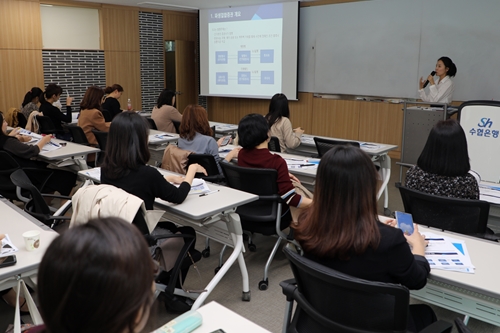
[[22, 230, 40, 251]]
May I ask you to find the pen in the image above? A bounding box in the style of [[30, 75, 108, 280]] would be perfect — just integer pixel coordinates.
[[299, 164, 315, 167], [425, 238, 444, 241], [199, 190, 220, 197]]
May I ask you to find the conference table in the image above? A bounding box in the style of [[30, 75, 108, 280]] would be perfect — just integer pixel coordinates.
[[78, 167, 258, 310], [0, 198, 58, 292], [37, 138, 99, 170], [379, 216, 500, 326], [148, 129, 179, 164], [209, 121, 238, 138]]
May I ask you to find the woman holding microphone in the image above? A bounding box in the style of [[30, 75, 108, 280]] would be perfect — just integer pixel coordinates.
[[418, 56, 457, 104]]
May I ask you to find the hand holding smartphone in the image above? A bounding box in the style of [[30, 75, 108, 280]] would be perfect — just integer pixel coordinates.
[[395, 211, 414, 235], [220, 135, 231, 146]]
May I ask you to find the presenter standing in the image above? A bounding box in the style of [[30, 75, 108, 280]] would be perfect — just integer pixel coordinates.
[[418, 56, 456, 104]]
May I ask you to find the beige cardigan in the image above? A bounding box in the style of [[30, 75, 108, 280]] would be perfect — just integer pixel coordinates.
[[151, 105, 182, 133], [269, 117, 301, 153]]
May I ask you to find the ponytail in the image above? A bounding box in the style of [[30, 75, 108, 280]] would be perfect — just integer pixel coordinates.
[[104, 84, 124, 94], [22, 87, 43, 107]]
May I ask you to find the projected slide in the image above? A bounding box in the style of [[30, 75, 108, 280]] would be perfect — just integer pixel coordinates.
[[208, 4, 283, 96]]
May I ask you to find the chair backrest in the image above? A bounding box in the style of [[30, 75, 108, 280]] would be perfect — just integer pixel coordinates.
[[268, 136, 281, 152], [146, 117, 158, 130], [172, 120, 181, 134], [211, 125, 216, 138], [35, 115, 57, 134], [91, 130, 108, 151], [101, 108, 112, 122], [67, 125, 90, 145], [187, 154, 222, 180], [220, 162, 281, 223], [0, 151, 21, 200], [396, 183, 490, 235], [17, 112, 28, 129], [283, 247, 409, 333], [10, 169, 52, 224], [313, 137, 360, 157]]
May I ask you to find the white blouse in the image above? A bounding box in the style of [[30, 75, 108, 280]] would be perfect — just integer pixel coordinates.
[[418, 76, 454, 104]]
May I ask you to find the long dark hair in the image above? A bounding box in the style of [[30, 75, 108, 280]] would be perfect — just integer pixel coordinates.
[[265, 93, 290, 128], [101, 112, 151, 179], [293, 146, 380, 260], [156, 89, 176, 108], [417, 119, 470, 176], [80, 86, 104, 110], [22, 87, 43, 107], [38, 217, 155, 333]]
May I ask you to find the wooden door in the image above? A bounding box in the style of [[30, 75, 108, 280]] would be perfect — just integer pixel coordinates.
[[175, 40, 197, 113]]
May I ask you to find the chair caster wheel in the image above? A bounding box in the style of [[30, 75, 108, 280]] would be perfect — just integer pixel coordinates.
[[202, 249, 210, 258], [384, 208, 392, 217], [258, 279, 268, 290], [214, 266, 221, 274], [242, 291, 251, 301], [248, 243, 257, 252]]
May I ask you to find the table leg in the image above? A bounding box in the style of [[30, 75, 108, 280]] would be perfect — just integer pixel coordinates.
[[376, 154, 392, 216], [191, 212, 250, 309]]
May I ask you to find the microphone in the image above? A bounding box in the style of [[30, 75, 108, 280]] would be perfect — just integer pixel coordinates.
[[423, 71, 436, 88]]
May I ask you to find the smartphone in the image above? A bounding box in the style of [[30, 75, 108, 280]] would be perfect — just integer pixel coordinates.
[[395, 211, 415, 235], [220, 135, 231, 146], [0, 255, 17, 268]]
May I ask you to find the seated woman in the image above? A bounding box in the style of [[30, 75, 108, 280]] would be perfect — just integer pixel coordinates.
[[265, 93, 303, 153], [39, 84, 73, 140], [102, 84, 124, 121], [151, 89, 182, 133], [405, 119, 479, 199], [101, 111, 206, 210], [77, 86, 110, 164], [237, 113, 312, 221], [0, 112, 76, 196], [293, 146, 434, 332], [21, 87, 43, 120], [177, 105, 239, 174], [34, 217, 155, 333]]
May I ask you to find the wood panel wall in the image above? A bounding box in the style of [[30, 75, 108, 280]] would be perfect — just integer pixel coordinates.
[[0, 0, 44, 113], [101, 5, 141, 110]]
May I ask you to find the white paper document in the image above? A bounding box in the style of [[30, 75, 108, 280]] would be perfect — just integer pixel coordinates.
[[284, 158, 319, 170], [1, 234, 19, 257], [149, 133, 176, 143], [172, 178, 211, 195], [424, 232, 475, 273]]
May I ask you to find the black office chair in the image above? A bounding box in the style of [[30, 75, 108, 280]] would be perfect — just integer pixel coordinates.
[[0, 151, 53, 202], [454, 317, 472, 333], [10, 169, 71, 229], [220, 162, 293, 290], [281, 247, 452, 333], [172, 120, 181, 134], [35, 115, 57, 135], [313, 137, 360, 157], [17, 112, 27, 129], [146, 117, 158, 130], [91, 130, 108, 165], [101, 108, 112, 122], [268, 136, 281, 152], [66, 125, 90, 145], [396, 183, 495, 239], [187, 154, 225, 184], [211, 125, 216, 139]]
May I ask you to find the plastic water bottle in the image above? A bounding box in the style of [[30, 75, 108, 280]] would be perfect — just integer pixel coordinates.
[[127, 98, 132, 111]]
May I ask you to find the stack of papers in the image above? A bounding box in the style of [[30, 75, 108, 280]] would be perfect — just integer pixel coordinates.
[[173, 178, 212, 195], [149, 133, 175, 143], [424, 232, 475, 273], [479, 182, 500, 204], [1, 234, 18, 257], [20, 129, 62, 151], [300, 136, 315, 145], [284, 158, 319, 170], [360, 142, 380, 150]]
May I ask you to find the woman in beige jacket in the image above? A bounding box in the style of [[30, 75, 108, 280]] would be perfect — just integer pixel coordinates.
[[265, 93, 304, 153], [151, 89, 182, 133]]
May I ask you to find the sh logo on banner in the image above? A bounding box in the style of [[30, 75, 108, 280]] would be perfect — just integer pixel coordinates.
[[470, 118, 499, 138]]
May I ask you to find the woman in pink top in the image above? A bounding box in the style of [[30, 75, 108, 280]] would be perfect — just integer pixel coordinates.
[[151, 89, 182, 133]]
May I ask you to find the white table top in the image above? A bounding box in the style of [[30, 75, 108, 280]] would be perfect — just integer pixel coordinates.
[[37, 139, 100, 161], [0, 199, 58, 283], [209, 121, 238, 134], [379, 215, 500, 299], [191, 301, 271, 333], [149, 129, 179, 145], [78, 167, 258, 221], [299, 134, 397, 156]]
